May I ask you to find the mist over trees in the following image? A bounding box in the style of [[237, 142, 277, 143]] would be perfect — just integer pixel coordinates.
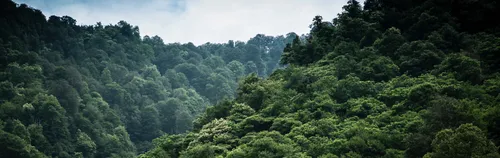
[[2, 0, 500, 157]]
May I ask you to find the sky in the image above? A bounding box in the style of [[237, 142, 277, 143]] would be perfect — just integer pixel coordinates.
[[14, 0, 360, 45]]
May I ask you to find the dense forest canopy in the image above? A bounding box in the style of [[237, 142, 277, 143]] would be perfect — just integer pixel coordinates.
[[0, 0, 294, 157], [140, 0, 500, 157], [2, 0, 500, 157]]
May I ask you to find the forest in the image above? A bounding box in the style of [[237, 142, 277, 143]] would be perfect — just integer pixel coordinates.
[[0, 0, 294, 157], [2, 0, 500, 157]]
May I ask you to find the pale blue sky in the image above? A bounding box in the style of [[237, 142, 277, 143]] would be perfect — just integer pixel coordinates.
[[14, 0, 359, 45]]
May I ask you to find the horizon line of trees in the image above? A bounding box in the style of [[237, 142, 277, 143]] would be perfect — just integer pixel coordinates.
[[0, 0, 297, 157]]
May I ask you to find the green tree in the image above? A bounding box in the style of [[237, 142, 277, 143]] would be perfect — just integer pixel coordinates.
[[139, 106, 162, 141], [360, 56, 399, 81], [76, 130, 97, 157], [433, 54, 482, 84], [226, 131, 304, 158], [228, 103, 255, 123], [227, 60, 246, 79], [0, 130, 46, 158], [374, 27, 406, 59], [424, 124, 500, 158], [395, 41, 445, 76]]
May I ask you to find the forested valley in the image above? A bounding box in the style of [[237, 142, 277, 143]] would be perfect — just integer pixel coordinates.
[[0, 0, 293, 157], [2, 0, 500, 157]]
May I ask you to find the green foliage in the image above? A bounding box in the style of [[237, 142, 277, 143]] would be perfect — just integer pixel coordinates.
[[374, 27, 406, 59], [331, 75, 378, 103], [227, 61, 246, 79], [270, 117, 302, 134], [0, 130, 47, 158], [144, 0, 500, 157], [180, 144, 224, 158], [227, 131, 304, 158], [470, 33, 500, 74], [5, 0, 500, 157], [228, 103, 255, 123], [0, 0, 288, 156], [344, 97, 387, 118], [424, 124, 500, 158], [360, 56, 399, 82], [433, 54, 482, 84], [76, 131, 97, 157], [395, 41, 445, 76]]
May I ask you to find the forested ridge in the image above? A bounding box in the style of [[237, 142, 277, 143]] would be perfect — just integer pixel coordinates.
[[0, 0, 294, 157], [139, 0, 500, 158], [2, 0, 500, 158]]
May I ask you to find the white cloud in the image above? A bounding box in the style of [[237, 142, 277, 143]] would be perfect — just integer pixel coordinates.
[[15, 0, 357, 45]]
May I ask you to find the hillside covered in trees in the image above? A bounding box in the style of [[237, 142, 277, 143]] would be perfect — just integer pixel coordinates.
[[2, 0, 500, 158], [139, 0, 500, 158], [0, 0, 295, 157]]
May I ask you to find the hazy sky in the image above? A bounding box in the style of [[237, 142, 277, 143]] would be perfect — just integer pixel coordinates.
[[14, 0, 359, 45]]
